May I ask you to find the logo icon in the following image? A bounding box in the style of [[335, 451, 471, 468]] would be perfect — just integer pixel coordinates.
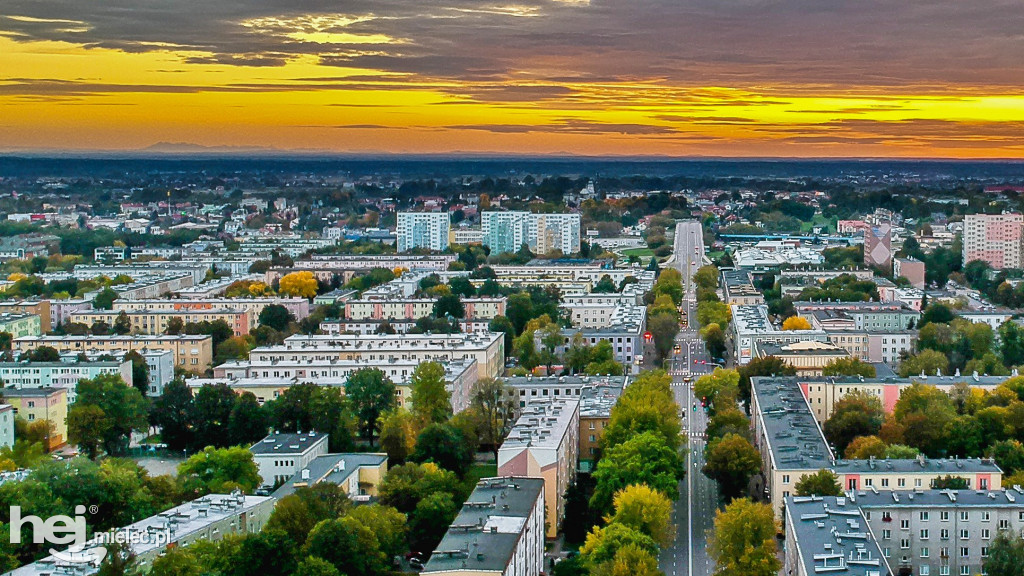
[[9, 505, 107, 566]]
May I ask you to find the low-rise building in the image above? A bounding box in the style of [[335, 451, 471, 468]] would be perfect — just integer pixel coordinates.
[[271, 453, 388, 501], [250, 431, 330, 489], [824, 330, 917, 366], [756, 341, 851, 376], [71, 308, 252, 337], [2, 387, 68, 450], [731, 304, 828, 365], [550, 306, 646, 374], [784, 494, 890, 576], [498, 398, 579, 538], [422, 477, 545, 576], [796, 301, 920, 331], [832, 456, 1002, 492]]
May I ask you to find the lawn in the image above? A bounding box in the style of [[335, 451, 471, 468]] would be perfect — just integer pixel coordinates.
[[800, 214, 836, 234], [463, 462, 498, 488], [620, 247, 654, 259]]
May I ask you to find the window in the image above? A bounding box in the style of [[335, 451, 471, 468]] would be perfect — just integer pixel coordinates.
[[883, 530, 891, 540], [981, 512, 991, 522], [982, 529, 990, 540], [901, 539, 910, 550], [960, 547, 969, 558], [901, 519, 910, 530], [982, 546, 989, 558], [898, 478, 906, 487], [921, 511, 930, 521], [882, 478, 890, 487], [960, 511, 969, 521], [921, 547, 929, 558], [883, 547, 890, 558], [960, 566, 969, 576], [939, 567, 949, 576], [941, 529, 949, 540], [920, 566, 930, 576], [783, 475, 790, 483], [941, 511, 950, 522], [921, 529, 929, 540], [960, 529, 969, 540], [998, 519, 1010, 530]]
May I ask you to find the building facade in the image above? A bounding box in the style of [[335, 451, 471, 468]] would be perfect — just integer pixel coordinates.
[[14, 335, 214, 370], [963, 213, 1024, 269], [397, 211, 451, 253]]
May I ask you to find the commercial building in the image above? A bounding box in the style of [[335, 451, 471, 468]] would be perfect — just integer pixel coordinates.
[[481, 211, 581, 255], [0, 360, 132, 403], [6, 493, 275, 576], [894, 257, 927, 289], [0, 301, 51, 332], [756, 341, 851, 376], [785, 489, 1024, 576], [422, 477, 545, 576], [721, 269, 764, 305], [963, 212, 1024, 269], [0, 314, 42, 339], [71, 308, 252, 337], [251, 333, 505, 381], [271, 453, 388, 501], [249, 431, 330, 489], [112, 297, 311, 322], [2, 387, 68, 450], [730, 304, 828, 365], [733, 247, 825, 271], [14, 335, 214, 370], [397, 211, 451, 253], [498, 398, 579, 538]]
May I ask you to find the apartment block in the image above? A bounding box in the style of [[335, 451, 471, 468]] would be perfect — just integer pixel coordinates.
[[894, 257, 927, 289], [722, 269, 765, 305], [0, 314, 42, 339], [3, 387, 68, 450], [112, 297, 311, 322], [71, 308, 252, 337], [397, 211, 451, 253], [250, 333, 505, 380], [963, 213, 1024, 269], [423, 477, 545, 576], [864, 223, 893, 269], [481, 211, 581, 255], [14, 335, 214, 370], [272, 453, 388, 501], [0, 360, 132, 403], [61, 349, 176, 397], [796, 301, 920, 331], [344, 296, 506, 321], [498, 398, 579, 538], [0, 405, 13, 449], [0, 301, 51, 332]]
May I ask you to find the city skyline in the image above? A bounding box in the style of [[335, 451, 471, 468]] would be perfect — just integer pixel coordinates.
[[2, 0, 1024, 158]]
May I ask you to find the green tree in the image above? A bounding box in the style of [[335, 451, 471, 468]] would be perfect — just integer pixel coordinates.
[[931, 475, 969, 489], [999, 320, 1024, 368], [378, 462, 462, 514], [580, 522, 659, 567], [292, 557, 339, 576], [693, 265, 719, 292], [411, 423, 474, 476], [266, 483, 351, 546], [892, 383, 956, 456], [703, 433, 761, 500], [701, 323, 727, 360], [378, 408, 416, 465], [178, 446, 261, 496], [303, 517, 386, 576], [506, 293, 535, 334], [585, 340, 624, 376], [347, 504, 408, 559], [258, 304, 294, 332], [113, 312, 132, 335], [150, 378, 194, 452], [794, 469, 842, 496], [607, 483, 675, 546], [433, 294, 465, 319], [190, 383, 238, 450], [67, 404, 111, 459], [823, 390, 884, 454], [228, 392, 267, 447], [123, 350, 150, 397], [898, 349, 950, 378], [449, 277, 476, 297], [165, 316, 184, 335], [593, 275, 617, 293], [410, 361, 451, 426], [488, 315, 515, 355], [647, 312, 680, 362], [24, 345, 61, 362], [822, 357, 877, 377], [709, 498, 780, 576], [345, 368, 397, 445], [149, 547, 201, 576], [72, 373, 148, 456], [985, 530, 1024, 576], [694, 369, 740, 412], [93, 287, 118, 310], [470, 377, 516, 461], [844, 435, 887, 459], [409, 492, 458, 553], [591, 432, 682, 516]]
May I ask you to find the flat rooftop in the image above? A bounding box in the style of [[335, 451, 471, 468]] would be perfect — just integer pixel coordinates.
[[249, 432, 328, 456], [501, 398, 579, 451], [832, 457, 1001, 476], [751, 377, 833, 471], [271, 453, 387, 500], [785, 495, 890, 576], [266, 332, 503, 352], [423, 477, 544, 574], [849, 486, 1024, 509]]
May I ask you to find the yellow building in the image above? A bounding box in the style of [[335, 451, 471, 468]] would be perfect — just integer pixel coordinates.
[[70, 308, 252, 337], [14, 335, 214, 371], [271, 453, 388, 501], [4, 387, 68, 450]]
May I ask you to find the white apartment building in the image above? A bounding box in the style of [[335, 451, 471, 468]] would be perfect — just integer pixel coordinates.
[[0, 360, 132, 403], [481, 211, 581, 255], [249, 431, 330, 488], [397, 211, 451, 253]]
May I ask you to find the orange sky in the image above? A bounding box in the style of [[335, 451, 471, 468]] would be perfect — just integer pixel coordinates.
[[2, 1, 1023, 157]]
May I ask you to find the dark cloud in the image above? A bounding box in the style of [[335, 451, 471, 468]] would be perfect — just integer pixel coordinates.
[[1, 0, 1022, 91]]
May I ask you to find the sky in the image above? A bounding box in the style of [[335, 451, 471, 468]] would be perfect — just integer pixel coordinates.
[[1, 0, 1024, 157]]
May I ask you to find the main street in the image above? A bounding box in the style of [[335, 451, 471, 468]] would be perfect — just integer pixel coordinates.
[[659, 220, 720, 576]]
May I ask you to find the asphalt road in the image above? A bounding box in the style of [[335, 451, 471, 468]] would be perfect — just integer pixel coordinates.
[[659, 220, 720, 576]]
